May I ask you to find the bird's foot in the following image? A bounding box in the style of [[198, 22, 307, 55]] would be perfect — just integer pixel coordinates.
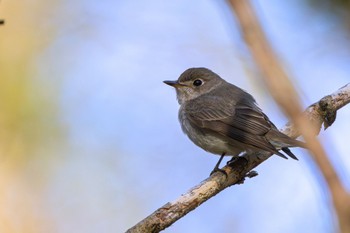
[[227, 156, 239, 165], [210, 167, 228, 178], [210, 153, 227, 178]]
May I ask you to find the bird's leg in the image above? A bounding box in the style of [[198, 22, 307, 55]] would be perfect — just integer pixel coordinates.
[[210, 153, 227, 177], [227, 156, 239, 165]]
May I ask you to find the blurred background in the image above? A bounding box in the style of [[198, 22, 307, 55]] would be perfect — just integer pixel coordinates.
[[1, 0, 350, 232]]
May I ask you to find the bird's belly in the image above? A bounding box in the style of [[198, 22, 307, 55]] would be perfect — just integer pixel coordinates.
[[180, 115, 240, 156], [191, 133, 234, 155]]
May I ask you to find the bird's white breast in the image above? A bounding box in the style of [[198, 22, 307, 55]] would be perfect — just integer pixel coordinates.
[[178, 107, 239, 156]]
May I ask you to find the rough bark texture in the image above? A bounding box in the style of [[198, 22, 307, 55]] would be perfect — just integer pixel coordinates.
[[126, 83, 350, 233]]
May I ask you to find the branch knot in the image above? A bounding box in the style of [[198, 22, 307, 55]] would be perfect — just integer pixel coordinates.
[[318, 95, 337, 129]]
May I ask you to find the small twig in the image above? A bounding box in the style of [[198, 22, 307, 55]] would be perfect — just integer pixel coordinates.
[[126, 84, 350, 233]]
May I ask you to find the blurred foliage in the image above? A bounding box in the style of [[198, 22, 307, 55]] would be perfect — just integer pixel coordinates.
[[307, 0, 350, 36], [308, 0, 350, 9], [0, 1, 63, 232], [0, 0, 62, 162], [307, 0, 350, 21]]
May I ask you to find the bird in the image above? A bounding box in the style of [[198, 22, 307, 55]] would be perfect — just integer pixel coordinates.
[[164, 67, 306, 175]]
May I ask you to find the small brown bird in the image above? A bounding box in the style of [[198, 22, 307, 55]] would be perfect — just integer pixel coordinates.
[[164, 67, 305, 175]]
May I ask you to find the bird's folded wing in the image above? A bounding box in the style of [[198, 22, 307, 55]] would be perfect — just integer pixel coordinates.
[[186, 102, 281, 154]]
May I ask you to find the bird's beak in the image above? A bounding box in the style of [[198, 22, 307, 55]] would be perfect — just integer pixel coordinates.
[[163, 80, 184, 88]]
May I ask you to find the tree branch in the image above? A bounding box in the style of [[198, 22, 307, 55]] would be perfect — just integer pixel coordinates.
[[126, 83, 350, 233], [227, 1, 350, 232], [126, 1, 350, 232]]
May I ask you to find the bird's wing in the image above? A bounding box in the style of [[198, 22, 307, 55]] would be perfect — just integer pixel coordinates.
[[185, 98, 285, 156]]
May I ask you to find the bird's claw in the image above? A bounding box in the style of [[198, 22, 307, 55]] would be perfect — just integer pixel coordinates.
[[226, 156, 239, 165], [210, 167, 228, 178]]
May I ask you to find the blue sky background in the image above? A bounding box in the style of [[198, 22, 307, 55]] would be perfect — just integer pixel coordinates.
[[2, 0, 350, 232]]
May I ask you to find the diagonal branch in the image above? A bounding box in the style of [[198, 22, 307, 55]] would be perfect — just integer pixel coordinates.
[[227, 1, 350, 232], [126, 83, 350, 233]]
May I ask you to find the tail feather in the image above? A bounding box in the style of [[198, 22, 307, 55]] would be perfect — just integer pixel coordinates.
[[267, 129, 304, 160], [268, 129, 307, 149], [281, 147, 299, 160], [275, 151, 288, 160]]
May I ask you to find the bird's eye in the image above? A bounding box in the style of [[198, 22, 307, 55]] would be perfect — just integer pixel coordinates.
[[193, 79, 202, 86]]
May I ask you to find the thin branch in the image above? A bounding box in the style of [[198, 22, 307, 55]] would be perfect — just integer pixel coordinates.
[[126, 83, 350, 233], [228, 0, 350, 232]]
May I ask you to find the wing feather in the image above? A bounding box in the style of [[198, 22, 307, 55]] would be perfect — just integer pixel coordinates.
[[185, 98, 285, 156]]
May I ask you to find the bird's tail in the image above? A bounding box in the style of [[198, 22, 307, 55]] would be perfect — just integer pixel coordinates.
[[281, 147, 298, 160], [267, 129, 307, 160], [267, 129, 307, 149]]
